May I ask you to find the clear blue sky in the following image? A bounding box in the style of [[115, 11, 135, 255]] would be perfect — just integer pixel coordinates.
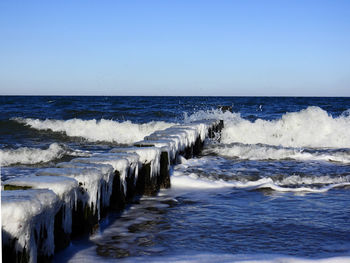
[[1, 0, 349, 96]]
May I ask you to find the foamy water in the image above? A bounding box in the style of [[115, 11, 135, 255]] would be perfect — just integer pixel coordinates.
[[0, 143, 89, 166], [172, 157, 350, 193], [221, 107, 350, 148], [2, 96, 350, 262], [13, 117, 175, 144], [188, 106, 350, 167], [62, 249, 350, 263], [206, 143, 350, 163]]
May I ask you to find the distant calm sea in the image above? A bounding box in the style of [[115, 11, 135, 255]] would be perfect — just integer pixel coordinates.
[[1, 96, 350, 263]]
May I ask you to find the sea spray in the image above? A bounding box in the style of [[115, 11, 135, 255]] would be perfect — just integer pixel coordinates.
[[221, 106, 350, 148], [13, 118, 175, 144], [184, 106, 350, 148]]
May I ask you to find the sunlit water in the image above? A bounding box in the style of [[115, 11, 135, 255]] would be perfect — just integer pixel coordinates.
[[1, 96, 350, 262]]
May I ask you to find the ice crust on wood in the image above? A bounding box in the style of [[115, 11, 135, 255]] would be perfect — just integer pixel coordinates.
[[3, 175, 78, 234], [70, 155, 131, 195], [110, 147, 161, 179], [134, 139, 177, 162], [36, 167, 104, 219], [144, 121, 216, 155], [0, 119, 221, 262], [56, 162, 114, 208], [95, 152, 140, 183], [1, 189, 61, 263]]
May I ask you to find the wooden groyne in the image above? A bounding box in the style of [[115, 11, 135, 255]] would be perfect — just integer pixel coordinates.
[[1, 119, 223, 263]]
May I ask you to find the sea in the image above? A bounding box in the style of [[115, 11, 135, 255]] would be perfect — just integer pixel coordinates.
[[1, 96, 350, 263]]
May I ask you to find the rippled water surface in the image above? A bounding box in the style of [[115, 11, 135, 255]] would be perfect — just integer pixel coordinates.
[[1, 96, 350, 262]]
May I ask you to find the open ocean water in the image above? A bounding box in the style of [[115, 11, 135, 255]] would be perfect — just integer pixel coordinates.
[[1, 96, 350, 263]]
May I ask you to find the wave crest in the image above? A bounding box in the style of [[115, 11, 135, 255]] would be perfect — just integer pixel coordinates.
[[172, 171, 350, 194], [173, 157, 350, 194], [13, 118, 175, 144], [0, 143, 88, 166], [218, 106, 350, 148], [207, 143, 350, 163]]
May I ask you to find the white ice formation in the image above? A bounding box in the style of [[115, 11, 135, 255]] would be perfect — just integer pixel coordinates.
[[1, 119, 221, 262], [1, 189, 61, 263], [36, 167, 104, 219], [110, 147, 162, 179], [56, 162, 114, 208], [3, 175, 78, 234]]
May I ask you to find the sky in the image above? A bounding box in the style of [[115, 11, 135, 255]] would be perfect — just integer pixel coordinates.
[[1, 0, 350, 96]]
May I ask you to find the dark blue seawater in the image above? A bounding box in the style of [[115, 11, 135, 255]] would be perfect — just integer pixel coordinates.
[[1, 96, 350, 262]]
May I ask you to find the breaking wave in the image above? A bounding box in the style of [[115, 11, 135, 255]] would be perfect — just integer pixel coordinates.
[[13, 118, 175, 144], [221, 106, 350, 148], [207, 143, 350, 163], [172, 172, 350, 194], [0, 143, 89, 166], [172, 158, 350, 194], [185, 106, 350, 148]]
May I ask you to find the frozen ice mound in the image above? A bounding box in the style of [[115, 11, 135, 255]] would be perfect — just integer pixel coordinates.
[[110, 147, 162, 179], [134, 139, 176, 163], [143, 120, 219, 155], [56, 162, 114, 208], [36, 167, 104, 220], [0, 119, 222, 262], [3, 175, 78, 235], [70, 154, 133, 195], [1, 189, 61, 263]]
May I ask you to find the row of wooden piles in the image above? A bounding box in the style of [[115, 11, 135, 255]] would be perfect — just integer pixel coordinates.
[[1, 120, 223, 263]]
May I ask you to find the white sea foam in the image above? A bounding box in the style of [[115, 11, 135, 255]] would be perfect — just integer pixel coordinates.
[[184, 107, 350, 148], [13, 117, 175, 144], [221, 106, 350, 148], [277, 174, 350, 186], [172, 173, 350, 193], [57, 249, 350, 263], [254, 179, 350, 193], [171, 172, 235, 189], [172, 158, 350, 193], [0, 143, 88, 166], [208, 143, 350, 163]]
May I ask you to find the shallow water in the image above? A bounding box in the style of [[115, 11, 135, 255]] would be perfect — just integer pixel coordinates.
[[1, 96, 350, 262]]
